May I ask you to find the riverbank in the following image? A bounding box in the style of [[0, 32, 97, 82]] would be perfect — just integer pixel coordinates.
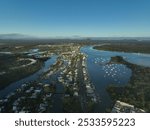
[[0, 59, 43, 90], [93, 44, 150, 54], [0, 45, 98, 113], [0, 44, 55, 90], [107, 56, 150, 112]]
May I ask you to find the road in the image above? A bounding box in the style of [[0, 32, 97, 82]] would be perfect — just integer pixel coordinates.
[[77, 56, 87, 112]]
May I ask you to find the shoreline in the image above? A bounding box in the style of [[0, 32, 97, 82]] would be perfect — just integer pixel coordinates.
[[107, 56, 150, 112], [93, 44, 150, 54]]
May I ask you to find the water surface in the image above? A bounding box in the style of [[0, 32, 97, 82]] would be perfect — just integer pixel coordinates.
[[81, 46, 150, 112]]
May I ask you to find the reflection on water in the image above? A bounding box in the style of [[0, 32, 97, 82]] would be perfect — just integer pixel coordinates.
[[84, 46, 150, 67]]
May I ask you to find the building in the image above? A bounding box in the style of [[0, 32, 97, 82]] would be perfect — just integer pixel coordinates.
[[112, 100, 145, 113]]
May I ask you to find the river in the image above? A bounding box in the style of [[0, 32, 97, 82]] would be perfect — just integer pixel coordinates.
[[0, 45, 150, 112], [0, 55, 57, 98], [81, 46, 150, 112]]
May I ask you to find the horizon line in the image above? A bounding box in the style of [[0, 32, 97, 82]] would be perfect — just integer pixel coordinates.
[[0, 33, 150, 39]]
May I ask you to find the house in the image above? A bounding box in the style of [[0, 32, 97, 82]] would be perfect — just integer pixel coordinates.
[[74, 91, 78, 97], [112, 100, 145, 113]]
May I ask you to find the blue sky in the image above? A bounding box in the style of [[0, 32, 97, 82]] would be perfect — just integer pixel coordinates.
[[0, 0, 150, 37]]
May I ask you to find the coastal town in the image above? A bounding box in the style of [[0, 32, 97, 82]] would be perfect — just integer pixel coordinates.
[[0, 44, 99, 113], [0, 43, 150, 113]]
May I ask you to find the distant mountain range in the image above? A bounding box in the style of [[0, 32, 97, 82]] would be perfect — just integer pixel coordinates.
[[0, 33, 150, 41], [0, 34, 36, 40], [90, 37, 150, 41]]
